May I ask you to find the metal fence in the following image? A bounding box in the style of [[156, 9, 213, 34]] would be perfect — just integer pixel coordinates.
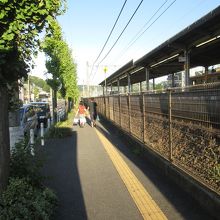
[[95, 82, 220, 192]]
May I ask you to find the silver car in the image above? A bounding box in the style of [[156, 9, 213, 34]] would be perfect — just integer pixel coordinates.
[[19, 104, 38, 137]]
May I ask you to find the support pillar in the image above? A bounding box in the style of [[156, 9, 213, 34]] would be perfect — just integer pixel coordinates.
[[117, 78, 120, 93], [128, 73, 131, 93], [171, 74, 175, 87], [152, 78, 155, 90], [102, 85, 105, 96], [204, 66, 208, 83], [184, 49, 190, 86], [140, 82, 142, 93], [145, 67, 150, 91], [105, 83, 107, 95]]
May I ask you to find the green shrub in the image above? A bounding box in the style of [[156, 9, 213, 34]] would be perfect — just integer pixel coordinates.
[[10, 139, 44, 188], [0, 178, 57, 220], [47, 126, 72, 138], [46, 109, 74, 139]]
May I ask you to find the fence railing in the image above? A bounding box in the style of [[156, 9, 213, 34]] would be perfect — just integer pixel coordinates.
[[95, 83, 220, 193]]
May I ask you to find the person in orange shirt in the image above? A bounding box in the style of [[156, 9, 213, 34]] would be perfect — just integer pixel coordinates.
[[75, 101, 87, 127]]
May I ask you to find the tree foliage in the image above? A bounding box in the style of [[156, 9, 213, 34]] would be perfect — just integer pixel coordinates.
[[0, 0, 66, 192], [0, 0, 66, 84], [24, 75, 50, 93], [42, 20, 79, 100]]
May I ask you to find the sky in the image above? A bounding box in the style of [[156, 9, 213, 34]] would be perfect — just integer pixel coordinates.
[[32, 0, 220, 85]]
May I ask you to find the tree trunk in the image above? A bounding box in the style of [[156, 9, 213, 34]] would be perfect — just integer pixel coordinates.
[[52, 89, 57, 123], [0, 87, 10, 192], [67, 97, 71, 112]]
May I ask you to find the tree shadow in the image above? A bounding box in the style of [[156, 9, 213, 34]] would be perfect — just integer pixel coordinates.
[[39, 131, 87, 220]]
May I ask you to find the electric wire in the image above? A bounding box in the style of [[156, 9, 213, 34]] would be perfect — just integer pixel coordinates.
[[114, 0, 177, 64], [91, 0, 144, 83], [115, 0, 208, 66], [97, 0, 144, 65], [92, 0, 127, 67], [89, 0, 128, 78], [95, 0, 208, 85], [113, 0, 169, 62]]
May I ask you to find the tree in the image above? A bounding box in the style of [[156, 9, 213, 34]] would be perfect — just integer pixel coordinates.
[[25, 75, 50, 93], [0, 0, 66, 192], [33, 86, 40, 100], [42, 20, 78, 118]]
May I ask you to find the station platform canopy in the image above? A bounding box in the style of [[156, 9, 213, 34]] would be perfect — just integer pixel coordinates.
[[99, 6, 220, 87]]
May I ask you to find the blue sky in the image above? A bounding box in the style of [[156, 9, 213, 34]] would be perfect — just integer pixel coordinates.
[[32, 0, 220, 85]]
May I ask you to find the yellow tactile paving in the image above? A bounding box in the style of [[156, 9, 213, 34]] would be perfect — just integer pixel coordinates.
[[95, 128, 168, 220]]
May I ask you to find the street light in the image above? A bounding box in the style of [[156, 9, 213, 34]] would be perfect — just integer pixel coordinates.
[[104, 66, 108, 95]]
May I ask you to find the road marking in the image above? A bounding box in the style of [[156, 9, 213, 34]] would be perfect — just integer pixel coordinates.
[[95, 128, 167, 220]]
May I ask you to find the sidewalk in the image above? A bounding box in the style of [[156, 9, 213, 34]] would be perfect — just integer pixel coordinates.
[[40, 120, 215, 220], [40, 123, 142, 220]]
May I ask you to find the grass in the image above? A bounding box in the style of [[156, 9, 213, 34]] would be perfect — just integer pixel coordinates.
[[46, 109, 76, 138]]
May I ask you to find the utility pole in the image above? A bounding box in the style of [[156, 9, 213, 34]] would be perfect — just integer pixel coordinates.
[[86, 61, 90, 97], [82, 80, 85, 97], [104, 66, 108, 95]]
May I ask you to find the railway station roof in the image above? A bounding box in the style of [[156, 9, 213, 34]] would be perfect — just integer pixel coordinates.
[[99, 6, 220, 87]]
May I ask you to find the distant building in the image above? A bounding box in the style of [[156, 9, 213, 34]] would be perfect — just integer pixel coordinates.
[[38, 91, 50, 102]]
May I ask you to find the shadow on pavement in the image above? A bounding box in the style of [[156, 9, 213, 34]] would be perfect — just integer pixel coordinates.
[[40, 131, 88, 220]]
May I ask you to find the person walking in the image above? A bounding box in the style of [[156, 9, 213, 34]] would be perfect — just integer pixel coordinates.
[[75, 101, 87, 127], [88, 98, 97, 127]]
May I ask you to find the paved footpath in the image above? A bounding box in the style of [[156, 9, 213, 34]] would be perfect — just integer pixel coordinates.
[[40, 120, 215, 220]]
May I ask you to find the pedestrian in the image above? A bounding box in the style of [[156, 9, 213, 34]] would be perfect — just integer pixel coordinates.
[[75, 101, 87, 127], [88, 98, 97, 127]]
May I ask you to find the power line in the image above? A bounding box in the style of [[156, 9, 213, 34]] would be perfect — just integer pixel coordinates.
[[114, 0, 209, 67], [94, 0, 175, 83], [113, 0, 169, 61], [91, 0, 144, 83], [90, 0, 128, 77], [128, 0, 177, 48], [92, 0, 128, 65], [114, 0, 177, 62], [93, 0, 177, 84], [97, 0, 144, 66]]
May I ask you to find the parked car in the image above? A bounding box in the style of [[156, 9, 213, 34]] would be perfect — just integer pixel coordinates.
[[31, 102, 51, 128], [19, 104, 38, 137]]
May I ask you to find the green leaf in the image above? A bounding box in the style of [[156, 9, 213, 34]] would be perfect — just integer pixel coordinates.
[[3, 33, 15, 41]]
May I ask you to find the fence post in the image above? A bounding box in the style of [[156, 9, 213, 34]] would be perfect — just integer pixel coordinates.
[[119, 94, 121, 127], [168, 89, 173, 162], [47, 118, 51, 129], [128, 93, 131, 134], [104, 96, 107, 118], [107, 96, 109, 119], [40, 122, 45, 146], [142, 93, 146, 143], [112, 96, 114, 122], [30, 129, 35, 155]]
